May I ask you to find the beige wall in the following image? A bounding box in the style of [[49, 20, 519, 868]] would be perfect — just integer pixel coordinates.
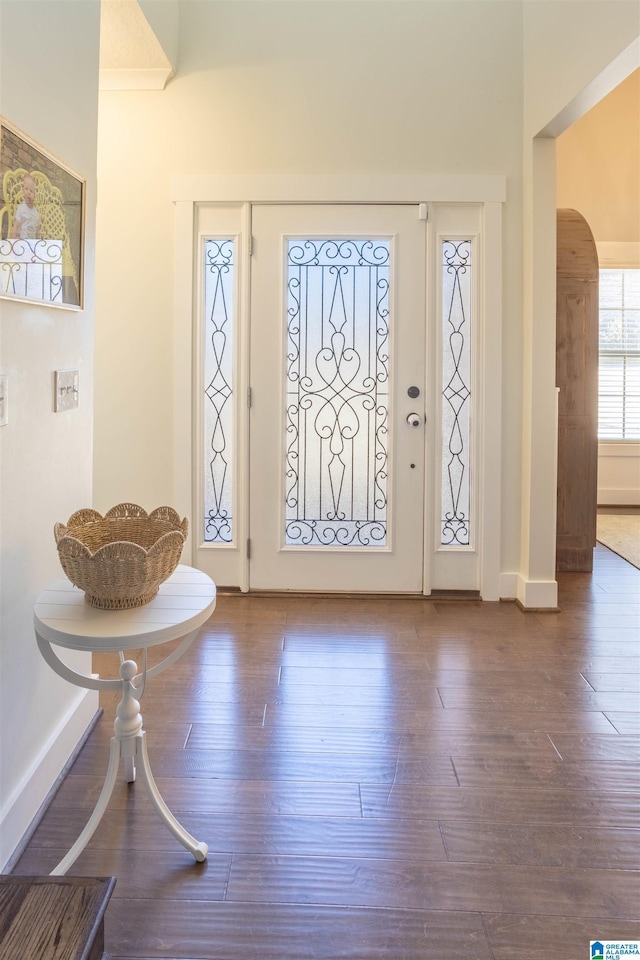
[[523, 0, 639, 139], [1, 0, 637, 870], [557, 68, 640, 505], [557, 69, 639, 242], [0, 0, 100, 867], [94, 0, 640, 604], [518, 0, 639, 597], [95, 0, 526, 577]]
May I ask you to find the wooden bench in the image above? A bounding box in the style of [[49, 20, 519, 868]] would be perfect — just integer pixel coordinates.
[[0, 876, 115, 960]]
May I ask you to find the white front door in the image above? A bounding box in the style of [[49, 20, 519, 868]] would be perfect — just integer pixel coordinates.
[[192, 195, 494, 597], [248, 204, 426, 592]]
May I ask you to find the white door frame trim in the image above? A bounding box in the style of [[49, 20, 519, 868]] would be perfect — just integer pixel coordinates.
[[172, 174, 506, 205], [172, 175, 505, 598]]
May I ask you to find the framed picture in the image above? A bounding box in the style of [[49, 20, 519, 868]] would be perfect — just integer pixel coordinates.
[[0, 118, 85, 309]]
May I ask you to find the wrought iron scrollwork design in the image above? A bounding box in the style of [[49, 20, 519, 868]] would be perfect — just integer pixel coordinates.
[[204, 239, 234, 543], [286, 239, 390, 547], [441, 240, 471, 546]]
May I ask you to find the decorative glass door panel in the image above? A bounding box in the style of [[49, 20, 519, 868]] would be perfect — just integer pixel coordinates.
[[194, 203, 246, 592], [249, 205, 426, 592], [285, 239, 390, 548], [441, 239, 472, 547], [204, 238, 235, 544], [428, 202, 482, 593]]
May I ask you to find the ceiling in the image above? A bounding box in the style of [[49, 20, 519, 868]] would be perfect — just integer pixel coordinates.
[[99, 0, 173, 89]]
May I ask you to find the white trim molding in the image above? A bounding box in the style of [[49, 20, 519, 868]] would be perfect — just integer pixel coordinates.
[[479, 201, 503, 600], [599, 442, 640, 458], [536, 36, 640, 139], [598, 442, 640, 506], [0, 688, 97, 870], [173, 200, 196, 564], [517, 575, 559, 611], [173, 175, 506, 599], [171, 174, 507, 205], [598, 488, 640, 505], [499, 572, 519, 600], [99, 67, 174, 91]]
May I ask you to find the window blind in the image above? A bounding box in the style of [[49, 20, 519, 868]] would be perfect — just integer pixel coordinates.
[[598, 269, 640, 440]]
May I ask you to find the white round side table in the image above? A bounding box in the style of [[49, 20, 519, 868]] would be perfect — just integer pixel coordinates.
[[34, 564, 216, 876]]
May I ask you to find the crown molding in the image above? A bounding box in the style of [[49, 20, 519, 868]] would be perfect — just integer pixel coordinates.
[[99, 67, 174, 91]]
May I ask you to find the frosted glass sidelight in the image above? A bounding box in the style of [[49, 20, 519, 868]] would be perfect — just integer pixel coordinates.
[[441, 240, 472, 546], [203, 239, 234, 543], [285, 238, 391, 547]]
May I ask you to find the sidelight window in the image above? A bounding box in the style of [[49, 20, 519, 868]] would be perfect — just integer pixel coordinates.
[[441, 239, 472, 546], [203, 238, 235, 543]]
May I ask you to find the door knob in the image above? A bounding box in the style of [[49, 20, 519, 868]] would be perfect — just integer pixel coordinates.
[[406, 412, 423, 427]]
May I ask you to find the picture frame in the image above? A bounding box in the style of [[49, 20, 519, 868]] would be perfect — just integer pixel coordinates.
[[0, 117, 85, 309]]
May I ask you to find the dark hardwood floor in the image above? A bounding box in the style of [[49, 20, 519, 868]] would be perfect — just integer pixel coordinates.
[[12, 545, 640, 959]]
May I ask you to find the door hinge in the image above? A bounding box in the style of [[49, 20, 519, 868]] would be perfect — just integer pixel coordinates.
[[248, 235, 254, 256], [418, 203, 429, 221], [246, 538, 252, 560], [247, 387, 252, 408]]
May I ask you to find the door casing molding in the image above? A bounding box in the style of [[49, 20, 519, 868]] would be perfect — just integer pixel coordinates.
[[171, 174, 506, 205]]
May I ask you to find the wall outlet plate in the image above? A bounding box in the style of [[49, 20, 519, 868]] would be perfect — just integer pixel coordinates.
[[55, 370, 79, 412]]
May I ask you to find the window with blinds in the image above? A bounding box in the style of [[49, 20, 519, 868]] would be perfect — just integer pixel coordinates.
[[598, 268, 640, 440]]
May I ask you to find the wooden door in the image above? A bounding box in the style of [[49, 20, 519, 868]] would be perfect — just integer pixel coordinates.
[[556, 209, 599, 572]]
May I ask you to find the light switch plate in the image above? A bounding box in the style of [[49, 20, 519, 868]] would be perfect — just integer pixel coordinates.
[[0, 375, 7, 426], [55, 370, 79, 412]]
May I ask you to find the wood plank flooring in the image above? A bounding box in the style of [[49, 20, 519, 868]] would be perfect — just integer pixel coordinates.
[[0, 875, 115, 960], [11, 544, 640, 959]]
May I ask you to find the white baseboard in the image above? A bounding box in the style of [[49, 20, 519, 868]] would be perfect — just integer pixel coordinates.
[[0, 688, 98, 871], [516, 575, 558, 610], [598, 488, 640, 506], [499, 572, 558, 608], [499, 572, 519, 600]]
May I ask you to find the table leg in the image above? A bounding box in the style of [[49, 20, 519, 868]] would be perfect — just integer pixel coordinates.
[[49, 737, 121, 876], [135, 730, 208, 862], [51, 657, 207, 874], [116, 659, 142, 784], [123, 755, 136, 783], [50, 658, 141, 875]]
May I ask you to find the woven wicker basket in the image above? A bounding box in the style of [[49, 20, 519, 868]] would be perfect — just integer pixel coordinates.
[[54, 503, 188, 610]]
